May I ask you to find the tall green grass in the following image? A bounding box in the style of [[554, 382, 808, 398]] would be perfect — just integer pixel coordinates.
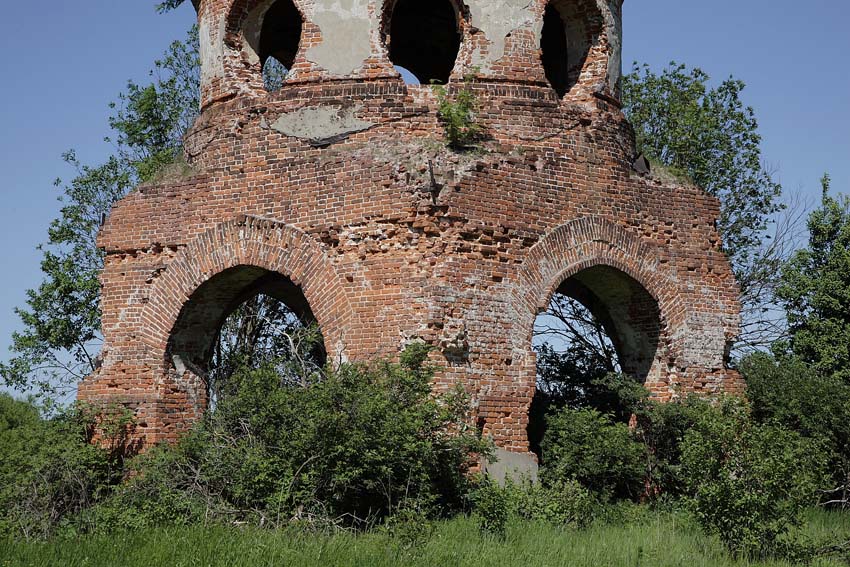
[[3, 509, 849, 567]]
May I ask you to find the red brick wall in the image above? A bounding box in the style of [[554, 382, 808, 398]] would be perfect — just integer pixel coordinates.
[[79, 0, 743, 455]]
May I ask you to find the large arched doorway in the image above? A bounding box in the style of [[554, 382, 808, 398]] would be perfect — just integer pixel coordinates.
[[529, 264, 662, 457], [167, 265, 326, 409]]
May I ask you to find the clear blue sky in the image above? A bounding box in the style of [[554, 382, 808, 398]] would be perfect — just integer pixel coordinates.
[[0, 1, 848, 378]]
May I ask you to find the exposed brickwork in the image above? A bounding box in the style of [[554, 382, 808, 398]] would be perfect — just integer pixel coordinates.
[[79, 0, 743, 457]]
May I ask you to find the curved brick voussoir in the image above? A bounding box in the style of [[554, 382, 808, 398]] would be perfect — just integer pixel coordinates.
[[139, 216, 360, 363]]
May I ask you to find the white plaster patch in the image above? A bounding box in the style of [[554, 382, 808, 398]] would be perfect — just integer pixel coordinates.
[[681, 312, 727, 369], [199, 15, 226, 87], [603, 0, 623, 94], [270, 104, 375, 142], [468, 0, 537, 68], [307, 0, 372, 76]]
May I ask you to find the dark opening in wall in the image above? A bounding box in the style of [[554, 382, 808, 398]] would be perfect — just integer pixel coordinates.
[[168, 266, 326, 409], [528, 265, 661, 459], [540, 0, 596, 97], [385, 0, 461, 85], [258, 0, 303, 88]]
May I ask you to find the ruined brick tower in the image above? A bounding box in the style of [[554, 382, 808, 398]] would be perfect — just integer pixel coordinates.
[[79, 0, 743, 468]]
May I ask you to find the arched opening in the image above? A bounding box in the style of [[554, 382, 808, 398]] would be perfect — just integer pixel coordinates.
[[384, 0, 461, 85], [529, 265, 661, 458], [540, 0, 599, 97], [168, 265, 326, 408], [257, 0, 303, 90]]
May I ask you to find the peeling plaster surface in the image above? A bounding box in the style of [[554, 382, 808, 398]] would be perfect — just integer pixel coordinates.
[[604, 0, 623, 93], [199, 16, 225, 85], [482, 448, 539, 485], [270, 104, 375, 142], [682, 312, 727, 369], [307, 0, 372, 76], [468, 0, 537, 67]]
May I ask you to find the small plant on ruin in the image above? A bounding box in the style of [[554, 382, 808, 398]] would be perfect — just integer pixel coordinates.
[[432, 72, 483, 149]]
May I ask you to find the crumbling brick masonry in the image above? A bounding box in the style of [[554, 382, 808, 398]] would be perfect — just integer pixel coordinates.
[[79, 0, 743, 471]]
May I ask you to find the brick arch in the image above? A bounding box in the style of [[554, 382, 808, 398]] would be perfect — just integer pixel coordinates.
[[512, 216, 684, 386], [139, 216, 359, 365]]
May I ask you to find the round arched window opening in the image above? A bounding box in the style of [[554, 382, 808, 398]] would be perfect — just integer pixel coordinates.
[[257, 0, 304, 91], [528, 265, 661, 458], [168, 266, 327, 410], [384, 0, 461, 85], [540, 0, 599, 97]]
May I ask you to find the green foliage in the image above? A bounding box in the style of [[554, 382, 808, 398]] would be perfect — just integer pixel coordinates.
[[509, 478, 596, 529], [0, 395, 119, 539], [622, 62, 782, 279], [742, 351, 850, 508], [83, 444, 208, 532], [742, 352, 850, 459], [470, 478, 509, 538], [156, 0, 189, 13], [629, 394, 712, 499], [681, 397, 826, 557], [1, 28, 199, 398], [433, 73, 483, 149], [382, 504, 435, 556], [540, 406, 645, 500], [89, 346, 489, 532], [533, 371, 711, 501], [778, 175, 850, 384]]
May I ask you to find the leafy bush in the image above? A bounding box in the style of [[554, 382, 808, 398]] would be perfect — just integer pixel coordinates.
[[89, 345, 489, 531], [0, 395, 119, 539], [742, 352, 850, 496], [83, 444, 208, 533], [681, 397, 826, 556], [470, 478, 509, 538], [471, 476, 596, 537], [540, 407, 644, 500], [511, 479, 596, 529]]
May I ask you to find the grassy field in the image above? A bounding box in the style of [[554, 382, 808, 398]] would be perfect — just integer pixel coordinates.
[[3, 509, 850, 567]]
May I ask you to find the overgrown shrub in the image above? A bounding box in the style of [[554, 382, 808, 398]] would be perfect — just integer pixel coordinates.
[[89, 344, 490, 532], [83, 444, 208, 533], [681, 396, 826, 557], [742, 351, 850, 506], [471, 476, 596, 537], [539, 407, 644, 500], [0, 395, 119, 539], [510, 479, 596, 529], [623, 386, 713, 499], [470, 478, 509, 538]]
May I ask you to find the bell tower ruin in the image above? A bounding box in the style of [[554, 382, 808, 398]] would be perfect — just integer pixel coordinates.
[[79, 0, 743, 468]]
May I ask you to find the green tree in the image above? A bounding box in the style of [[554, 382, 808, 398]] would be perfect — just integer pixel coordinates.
[[623, 62, 782, 272], [682, 397, 825, 557], [741, 352, 850, 507], [777, 175, 850, 383], [0, 25, 199, 398], [622, 62, 785, 352], [0, 395, 122, 539]]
